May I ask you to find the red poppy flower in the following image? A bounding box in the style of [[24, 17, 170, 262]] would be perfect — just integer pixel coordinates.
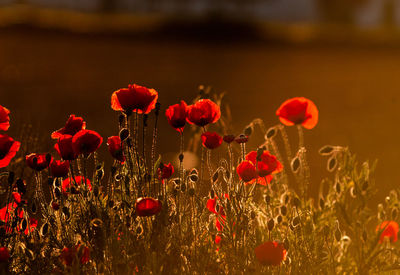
[[206, 194, 229, 217], [12, 192, 21, 204], [107, 136, 125, 163], [0, 247, 10, 263], [186, 99, 221, 127], [158, 163, 174, 181], [72, 129, 103, 157], [235, 134, 248, 144], [50, 160, 70, 178], [165, 100, 188, 133], [51, 114, 86, 139], [276, 97, 318, 129], [237, 160, 258, 183], [223, 134, 235, 144], [201, 132, 223, 150], [62, 176, 92, 195], [0, 105, 10, 131], [22, 218, 37, 235], [377, 221, 399, 243], [111, 84, 158, 114], [135, 197, 162, 217], [26, 153, 52, 172], [255, 241, 287, 266], [60, 245, 90, 266], [55, 135, 78, 161], [0, 134, 20, 168], [246, 151, 283, 178], [0, 202, 21, 222]]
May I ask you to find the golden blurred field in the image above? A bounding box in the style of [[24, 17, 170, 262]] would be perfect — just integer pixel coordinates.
[[1, 6, 400, 201]]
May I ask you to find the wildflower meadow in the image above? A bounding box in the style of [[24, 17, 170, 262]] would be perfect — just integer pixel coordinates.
[[0, 84, 398, 274]]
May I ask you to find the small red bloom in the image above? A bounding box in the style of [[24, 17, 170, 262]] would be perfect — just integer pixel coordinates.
[[159, 163, 174, 181], [235, 134, 248, 144], [72, 129, 103, 157], [12, 192, 21, 204], [165, 100, 188, 133], [51, 114, 86, 139], [26, 153, 52, 172], [0, 247, 10, 263], [276, 97, 318, 129], [236, 160, 258, 183], [0, 105, 10, 131], [107, 136, 125, 163], [135, 197, 162, 217], [377, 221, 399, 243], [246, 151, 283, 178], [50, 160, 70, 178], [201, 132, 222, 150], [62, 176, 92, 195], [255, 241, 287, 266], [60, 245, 90, 266], [111, 84, 158, 114], [223, 134, 235, 144], [55, 135, 78, 161], [187, 99, 221, 127], [0, 134, 20, 168], [23, 218, 37, 235]]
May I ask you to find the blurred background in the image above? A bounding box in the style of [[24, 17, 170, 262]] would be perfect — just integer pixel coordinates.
[[1, 0, 400, 200]]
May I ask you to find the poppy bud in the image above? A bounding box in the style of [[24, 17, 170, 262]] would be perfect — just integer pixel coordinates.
[[267, 219, 275, 231], [250, 211, 256, 220], [244, 126, 252, 136], [265, 194, 271, 204], [319, 145, 335, 156], [179, 154, 184, 162], [210, 190, 215, 198], [292, 216, 300, 227], [291, 157, 301, 173], [277, 215, 283, 223], [265, 127, 276, 139], [119, 128, 130, 141]]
